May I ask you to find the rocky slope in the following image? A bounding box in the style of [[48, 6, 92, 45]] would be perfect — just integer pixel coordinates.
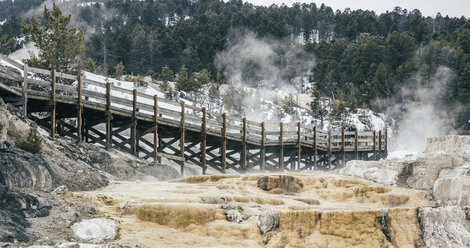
[[0, 98, 180, 247]]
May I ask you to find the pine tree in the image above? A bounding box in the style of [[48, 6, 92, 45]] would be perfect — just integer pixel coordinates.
[[0, 27, 19, 55], [22, 3, 84, 73], [115, 61, 125, 80]]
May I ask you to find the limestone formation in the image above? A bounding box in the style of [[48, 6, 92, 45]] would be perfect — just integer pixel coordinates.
[[71, 218, 119, 242], [257, 211, 281, 235]]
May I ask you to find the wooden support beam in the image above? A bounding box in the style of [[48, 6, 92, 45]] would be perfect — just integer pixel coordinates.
[[341, 128, 345, 166], [77, 75, 82, 143], [261, 122, 266, 171], [355, 130, 359, 160], [106, 82, 112, 150], [180, 101, 185, 176], [313, 126, 317, 170], [328, 130, 331, 170], [280, 122, 284, 171], [373, 130, 377, 160], [51, 69, 56, 139], [384, 129, 388, 158], [22, 65, 28, 116], [222, 113, 227, 173], [297, 122, 301, 171], [201, 107, 207, 174], [153, 95, 158, 161], [379, 130, 382, 159], [242, 117, 247, 171], [131, 89, 137, 156]]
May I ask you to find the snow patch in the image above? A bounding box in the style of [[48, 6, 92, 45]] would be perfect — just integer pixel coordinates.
[[71, 218, 118, 241]]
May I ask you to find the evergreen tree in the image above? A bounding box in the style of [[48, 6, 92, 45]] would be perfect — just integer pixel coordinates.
[[22, 3, 84, 73], [115, 61, 125, 80], [0, 27, 19, 55]]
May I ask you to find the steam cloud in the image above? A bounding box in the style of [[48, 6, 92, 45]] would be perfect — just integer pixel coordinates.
[[215, 30, 315, 122], [384, 66, 456, 153]]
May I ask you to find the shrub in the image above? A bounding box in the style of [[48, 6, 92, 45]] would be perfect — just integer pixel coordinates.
[[15, 126, 42, 154]]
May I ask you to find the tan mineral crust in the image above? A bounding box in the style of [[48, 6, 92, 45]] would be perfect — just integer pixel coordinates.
[[74, 173, 432, 248]]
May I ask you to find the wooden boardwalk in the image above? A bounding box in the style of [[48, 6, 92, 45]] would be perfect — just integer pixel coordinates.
[[0, 54, 387, 175]]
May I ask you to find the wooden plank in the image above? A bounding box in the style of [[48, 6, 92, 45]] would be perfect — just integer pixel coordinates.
[[355, 130, 359, 160], [384, 130, 388, 157], [131, 89, 137, 155], [77, 75, 83, 142], [280, 122, 284, 171], [328, 130, 331, 169], [154, 95, 158, 161], [0, 53, 24, 69], [180, 101, 185, 176], [261, 122, 266, 171], [313, 126, 317, 170], [297, 122, 301, 171], [106, 83, 112, 150], [379, 130, 382, 158], [341, 128, 345, 165], [242, 117, 247, 171], [373, 130, 377, 160], [22, 65, 28, 116], [51, 70, 56, 139], [29, 67, 50, 75], [222, 113, 227, 173], [201, 107, 207, 174]]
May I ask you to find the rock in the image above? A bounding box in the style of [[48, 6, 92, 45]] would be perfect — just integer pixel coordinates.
[[56, 242, 80, 248], [221, 203, 243, 223], [51, 185, 68, 195], [71, 218, 118, 242], [88, 207, 97, 215], [257, 175, 304, 194], [257, 211, 281, 235], [419, 206, 470, 248], [433, 163, 470, 206]]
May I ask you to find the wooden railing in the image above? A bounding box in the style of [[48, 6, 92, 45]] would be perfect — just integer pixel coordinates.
[[0, 54, 387, 154]]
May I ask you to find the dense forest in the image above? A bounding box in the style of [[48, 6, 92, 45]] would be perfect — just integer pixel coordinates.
[[0, 0, 469, 133]]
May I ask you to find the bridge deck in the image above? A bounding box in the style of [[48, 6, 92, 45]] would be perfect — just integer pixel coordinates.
[[0, 54, 387, 175]]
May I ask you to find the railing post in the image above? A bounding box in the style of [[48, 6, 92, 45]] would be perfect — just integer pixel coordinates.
[[328, 129, 331, 170], [22, 65, 28, 116], [379, 130, 382, 159], [279, 122, 284, 171], [313, 126, 317, 170], [222, 113, 227, 173], [77, 75, 82, 143], [180, 101, 185, 176], [384, 129, 388, 158], [341, 128, 345, 165], [355, 130, 359, 160], [51, 69, 56, 140], [297, 122, 301, 171], [201, 107, 207, 174], [131, 89, 137, 156], [261, 122, 266, 171], [105, 83, 112, 150], [153, 95, 158, 162], [373, 130, 377, 160], [242, 117, 247, 172]]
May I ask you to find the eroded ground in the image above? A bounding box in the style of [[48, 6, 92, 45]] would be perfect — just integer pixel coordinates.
[[72, 173, 433, 248]]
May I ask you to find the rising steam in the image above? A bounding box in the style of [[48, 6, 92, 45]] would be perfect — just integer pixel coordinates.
[[215, 30, 315, 122], [386, 66, 456, 153]]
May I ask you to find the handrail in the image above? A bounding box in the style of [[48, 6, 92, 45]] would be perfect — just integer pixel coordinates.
[[0, 57, 388, 152]]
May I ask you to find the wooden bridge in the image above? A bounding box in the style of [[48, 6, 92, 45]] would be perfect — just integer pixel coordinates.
[[0, 54, 387, 175]]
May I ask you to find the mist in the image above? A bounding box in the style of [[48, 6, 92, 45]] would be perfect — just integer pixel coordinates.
[[387, 66, 456, 154], [215, 30, 315, 122]]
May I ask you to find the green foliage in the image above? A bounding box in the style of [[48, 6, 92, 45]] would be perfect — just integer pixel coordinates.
[[282, 94, 297, 115], [0, 27, 20, 55], [176, 65, 202, 92], [22, 3, 84, 73], [15, 126, 42, 154], [158, 66, 174, 82], [133, 75, 148, 88], [86, 58, 96, 73], [310, 88, 329, 129], [115, 61, 125, 80]]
